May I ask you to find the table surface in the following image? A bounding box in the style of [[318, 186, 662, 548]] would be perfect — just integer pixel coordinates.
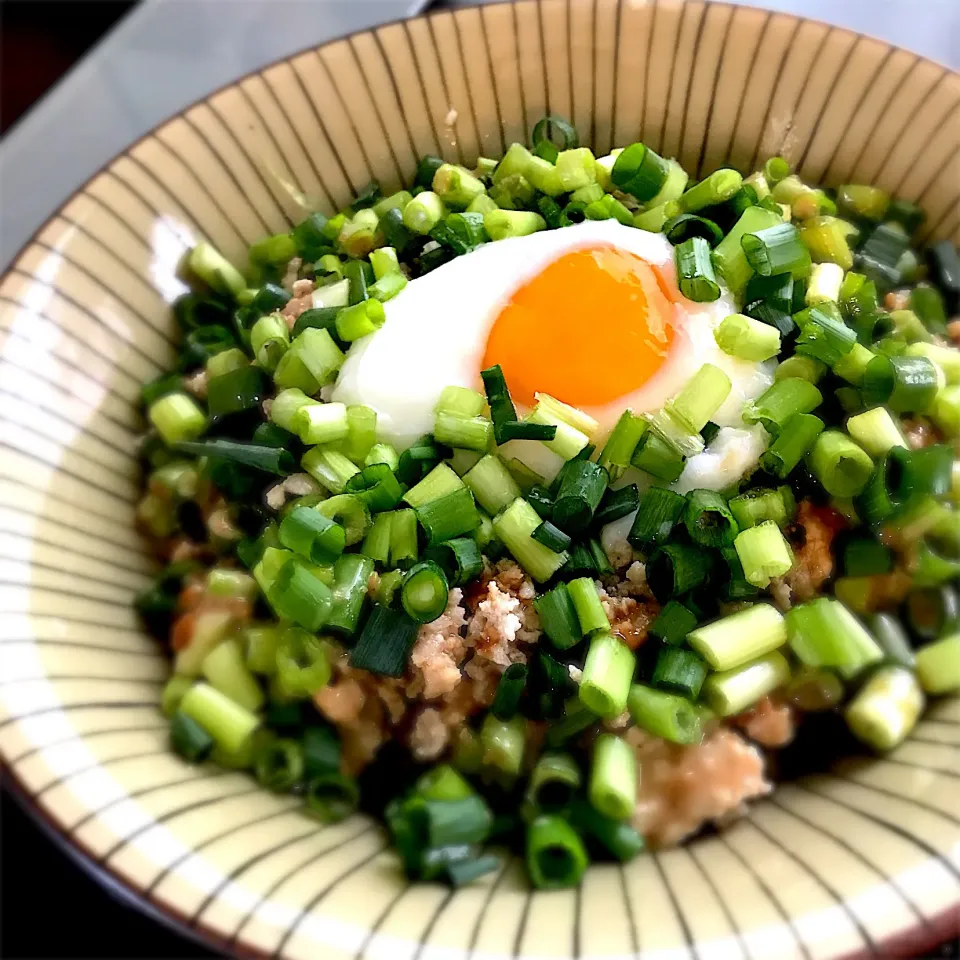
[[1, 0, 958, 273], [0, 1, 958, 958]]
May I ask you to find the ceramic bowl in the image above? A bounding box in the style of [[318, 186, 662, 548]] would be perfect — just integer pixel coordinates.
[[1, 1, 958, 957]]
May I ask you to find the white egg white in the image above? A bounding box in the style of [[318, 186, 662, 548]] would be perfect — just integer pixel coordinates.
[[333, 221, 775, 489]]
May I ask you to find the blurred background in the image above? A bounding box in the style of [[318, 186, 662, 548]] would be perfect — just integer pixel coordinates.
[[1, 1, 958, 958]]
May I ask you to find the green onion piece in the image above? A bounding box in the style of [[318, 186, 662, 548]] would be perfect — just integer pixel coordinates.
[[493, 498, 569, 582], [292, 401, 348, 446], [312, 493, 369, 547], [179, 682, 259, 754], [703, 650, 791, 716], [433, 412, 493, 452], [148, 393, 206, 446], [914, 634, 960, 695], [480, 713, 527, 777], [303, 772, 359, 824], [665, 363, 732, 435], [628, 486, 686, 548], [188, 242, 246, 297], [161, 675, 194, 718], [906, 585, 959, 641], [663, 213, 725, 247], [650, 600, 698, 646], [713, 206, 784, 293], [733, 521, 794, 588], [325, 553, 374, 635], [743, 378, 823, 435], [675, 236, 721, 302], [432, 163, 486, 208], [253, 736, 304, 793], [552, 460, 608, 534], [416, 488, 479, 546], [679, 168, 743, 213], [714, 313, 781, 361], [416, 764, 474, 802], [931, 386, 960, 436], [480, 364, 519, 444], [845, 406, 906, 457], [593, 485, 639, 528], [403, 462, 462, 508], [775, 356, 825, 384], [484, 209, 546, 241], [268, 559, 333, 631], [401, 560, 450, 623], [836, 184, 889, 221], [423, 537, 482, 588], [535, 583, 583, 651], [555, 147, 597, 191], [856, 222, 910, 290], [301, 447, 360, 494], [687, 602, 786, 671], [683, 489, 739, 547], [200, 639, 263, 713], [646, 543, 712, 601], [170, 710, 215, 762], [531, 520, 571, 552], [588, 734, 636, 821], [868, 612, 915, 669], [652, 646, 708, 699], [533, 393, 599, 436], [526, 406, 590, 459], [845, 666, 924, 751], [486, 662, 528, 722], [786, 597, 883, 677], [791, 304, 856, 368], [273, 627, 331, 700], [807, 430, 874, 497], [361, 511, 393, 565], [374, 569, 403, 607], [389, 508, 419, 569], [599, 411, 647, 481], [862, 354, 941, 413], [728, 488, 790, 530], [205, 345, 247, 380], [909, 283, 948, 336], [415, 155, 445, 188], [458, 456, 520, 521], [567, 577, 610, 637], [350, 604, 419, 676], [579, 633, 634, 718], [799, 216, 855, 271], [434, 385, 485, 418], [243, 624, 281, 679], [760, 413, 825, 478], [523, 751, 581, 815], [913, 540, 960, 587], [497, 421, 557, 442], [526, 815, 589, 890], [527, 484, 554, 519], [611, 142, 671, 201], [403, 191, 446, 235], [630, 431, 685, 483], [741, 222, 810, 277], [627, 684, 701, 745], [365, 442, 400, 473], [333, 299, 383, 342], [571, 800, 646, 862]]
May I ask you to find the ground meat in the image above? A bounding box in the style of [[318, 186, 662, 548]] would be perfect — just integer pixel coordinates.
[[467, 579, 529, 666], [604, 537, 634, 570], [768, 576, 793, 611], [314, 677, 366, 725], [409, 707, 448, 762], [280, 257, 302, 291], [732, 695, 796, 747], [902, 417, 938, 449], [183, 368, 208, 399], [264, 472, 321, 511], [947, 318, 960, 345], [884, 289, 910, 312], [627, 727, 771, 848], [599, 568, 659, 650], [409, 588, 468, 700], [784, 500, 846, 601], [280, 278, 315, 326]]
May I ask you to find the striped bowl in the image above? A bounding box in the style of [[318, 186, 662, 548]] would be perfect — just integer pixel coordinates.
[[1, 1, 958, 957]]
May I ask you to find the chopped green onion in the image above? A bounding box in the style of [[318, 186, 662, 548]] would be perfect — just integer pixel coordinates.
[[906, 585, 959, 641], [630, 430, 685, 483], [492, 663, 529, 721], [416, 488, 479, 546], [403, 463, 462, 508], [799, 216, 855, 271], [679, 169, 743, 213], [531, 520, 571, 552], [713, 206, 783, 293], [836, 184, 889, 221], [567, 577, 609, 637], [349, 604, 419, 676], [493, 498, 568, 582], [579, 633, 634, 718], [325, 554, 373, 635], [714, 313, 781, 361], [588, 734, 636, 821], [663, 213, 724, 247], [316, 493, 370, 546], [188, 242, 246, 297], [743, 378, 823, 435], [728, 487, 791, 530], [301, 447, 360, 493], [404, 191, 447, 234], [845, 406, 906, 457], [432, 163, 486, 208], [480, 713, 527, 777], [703, 650, 791, 716], [687, 603, 786, 671], [627, 683, 701, 745], [863, 354, 940, 413], [526, 406, 590, 459], [401, 560, 450, 623], [915, 634, 960, 695], [786, 597, 883, 678], [646, 542, 712, 601], [389, 507, 419, 568], [683, 489, 739, 547], [594, 485, 640, 528], [526, 815, 589, 891], [868, 612, 915, 669], [278, 505, 345, 565], [650, 600, 698, 646], [760, 413, 824, 478], [480, 364, 519, 444], [254, 735, 304, 793], [611, 142, 670, 201], [484, 209, 546, 241], [675, 236, 721, 302], [845, 666, 924, 751], [461, 455, 521, 517], [807, 430, 873, 497], [148, 393, 206, 446], [179, 682, 260, 754], [741, 222, 810, 277], [805, 262, 844, 305], [361, 512, 393, 565], [305, 772, 360, 823], [628, 486, 686, 548], [665, 363, 732, 435], [599, 411, 647, 481], [293, 401, 348, 446], [571, 800, 645, 862], [269, 559, 333, 632], [793, 303, 857, 366], [733, 521, 794, 587], [535, 583, 583, 651], [170, 710, 215, 762], [433, 412, 493, 452], [652, 646, 708, 699], [424, 536, 483, 587], [552, 460, 608, 534]]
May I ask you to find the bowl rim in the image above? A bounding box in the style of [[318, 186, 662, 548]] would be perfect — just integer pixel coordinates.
[[1, 1, 958, 957]]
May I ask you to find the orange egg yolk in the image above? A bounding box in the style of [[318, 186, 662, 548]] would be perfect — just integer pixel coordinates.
[[482, 245, 677, 407]]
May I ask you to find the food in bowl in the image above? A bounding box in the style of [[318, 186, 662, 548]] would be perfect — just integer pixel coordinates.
[[135, 116, 960, 891]]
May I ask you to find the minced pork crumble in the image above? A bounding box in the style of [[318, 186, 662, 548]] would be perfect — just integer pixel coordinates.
[[313, 540, 801, 846]]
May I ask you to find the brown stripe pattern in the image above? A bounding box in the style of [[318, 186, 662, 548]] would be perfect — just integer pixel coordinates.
[[0, 2, 957, 958]]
